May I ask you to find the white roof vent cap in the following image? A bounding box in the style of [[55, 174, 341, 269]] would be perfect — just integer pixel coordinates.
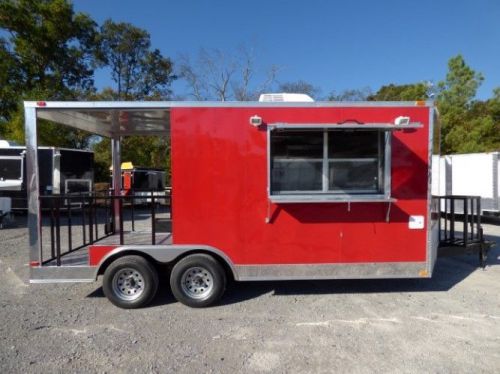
[[259, 93, 314, 102]]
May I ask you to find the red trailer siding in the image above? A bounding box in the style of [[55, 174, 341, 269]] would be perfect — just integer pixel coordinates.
[[171, 106, 430, 266]]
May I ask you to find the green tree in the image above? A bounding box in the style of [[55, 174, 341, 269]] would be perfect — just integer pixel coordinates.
[[0, 0, 99, 146], [367, 83, 428, 101], [0, 38, 21, 125], [0, 0, 99, 99], [92, 136, 171, 183], [436, 55, 495, 153], [328, 87, 372, 101], [438, 55, 483, 110], [97, 20, 175, 100], [486, 87, 500, 123], [91, 21, 175, 181]]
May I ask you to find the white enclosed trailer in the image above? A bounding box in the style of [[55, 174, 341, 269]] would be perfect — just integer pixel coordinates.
[[433, 152, 500, 216]]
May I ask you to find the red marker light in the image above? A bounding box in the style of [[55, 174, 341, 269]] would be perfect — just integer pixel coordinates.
[[29, 261, 40, 267], [36, 101, 47, 107]]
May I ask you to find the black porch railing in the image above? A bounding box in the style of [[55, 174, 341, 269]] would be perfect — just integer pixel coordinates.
[[438, 195, 483, 248], [39, 190, 171, 265], [437, 195, 493, 266]]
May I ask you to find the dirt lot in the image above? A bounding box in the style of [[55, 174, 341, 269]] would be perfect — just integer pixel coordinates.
[[1, 216, 499, 373]]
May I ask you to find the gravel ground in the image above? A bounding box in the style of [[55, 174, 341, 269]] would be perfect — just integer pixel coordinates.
[[1, 215, 499, 373]]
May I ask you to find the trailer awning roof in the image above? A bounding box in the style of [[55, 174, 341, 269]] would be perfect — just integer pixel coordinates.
[[34, 104, 170, 138]]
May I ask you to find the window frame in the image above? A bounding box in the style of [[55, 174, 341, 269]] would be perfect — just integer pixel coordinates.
[[267, 125, 393, 203], [0, 156, 24, 181]]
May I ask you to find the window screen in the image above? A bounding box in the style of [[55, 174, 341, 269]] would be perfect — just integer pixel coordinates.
[[270, 129, 385, 195], [0, 159, 22, 180]]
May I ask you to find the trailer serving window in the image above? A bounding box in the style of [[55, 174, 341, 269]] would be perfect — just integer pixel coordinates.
[[268, 125, 396, 203]]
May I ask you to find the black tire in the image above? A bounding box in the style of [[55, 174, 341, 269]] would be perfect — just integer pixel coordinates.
[[170, 254, 226, 308], [102, 255, 159, 309]]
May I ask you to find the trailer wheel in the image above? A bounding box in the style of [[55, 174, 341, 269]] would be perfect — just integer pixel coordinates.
[[170, 254, 226, 308], [102, 255, 159, 309]]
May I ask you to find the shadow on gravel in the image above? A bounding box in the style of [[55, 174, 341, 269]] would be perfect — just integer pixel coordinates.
[[86, 285, 178, 307], [218, 237, 500, 306], [83, 234, 500, 308], [84, 244, 500, 308]]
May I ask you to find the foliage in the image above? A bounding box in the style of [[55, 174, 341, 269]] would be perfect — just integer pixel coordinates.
[[436, 55, 498, 153], [0, 0, 99, 100], [97, 20, 175, 100], [3, 88, 93, 148], [367, 83, 428, 101], [0, 0, 99, 145], [328, 87, 372, 101], [90, 21, 174, 180], [0, 38, 21, 123], [92, 136, 171, 183], [438, 55, 484, 110]]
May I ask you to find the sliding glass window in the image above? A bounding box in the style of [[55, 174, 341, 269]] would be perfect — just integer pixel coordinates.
[[271, 131, 323, 193], [270, 129, 386, 195]]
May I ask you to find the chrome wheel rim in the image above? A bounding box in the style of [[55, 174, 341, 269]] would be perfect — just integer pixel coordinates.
[[112, 268, 145, 301], [180, 266, 214, 299]]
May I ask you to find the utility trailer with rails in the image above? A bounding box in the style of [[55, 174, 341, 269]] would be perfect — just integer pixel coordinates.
[[433, 152, 500, 219], [23, 99, 493, 308]]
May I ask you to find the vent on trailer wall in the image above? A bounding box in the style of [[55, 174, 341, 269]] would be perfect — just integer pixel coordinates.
[[258, 93, 315, 102]]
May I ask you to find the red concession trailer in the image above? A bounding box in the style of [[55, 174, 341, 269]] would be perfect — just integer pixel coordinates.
[[23, 99, 492, 308]]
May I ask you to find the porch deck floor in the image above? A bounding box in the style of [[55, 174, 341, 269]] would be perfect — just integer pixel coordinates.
[[44, 231, 172, 266]]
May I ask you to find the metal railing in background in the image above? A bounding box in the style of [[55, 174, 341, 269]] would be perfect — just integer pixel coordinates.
[[437, 195, 494, 267], [438, 195, 483, 248]]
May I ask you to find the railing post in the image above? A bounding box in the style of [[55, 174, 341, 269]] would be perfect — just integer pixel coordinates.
[[88, 195, 94, 244], [55, 198, 61, 266], [151, 190, 156, 245], [450, 198, 455, 242], [119, 197, 124, 245], [109, 189, 114, 235], [81, 195, 86, 245], [444, 197, 448, 241], [463, 197, 468, 247], [438, 197, 440, 241], [477, 196, 483, 242], [50, 198, 55, 260], [470, 198, 474, 240], [67, 198, 72, 252], [94, 195, 99, 240], [131, 190, 135, 232]]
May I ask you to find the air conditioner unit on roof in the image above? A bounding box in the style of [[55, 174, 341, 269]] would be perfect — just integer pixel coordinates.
[[259, 93, 314, 102]]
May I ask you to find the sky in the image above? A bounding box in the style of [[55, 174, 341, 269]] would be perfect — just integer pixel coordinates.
[[73, 0, 500, 100]]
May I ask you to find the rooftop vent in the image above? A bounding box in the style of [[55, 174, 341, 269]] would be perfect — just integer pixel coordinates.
[[0, 140, 19, 148], [258, 93, 314, 102]]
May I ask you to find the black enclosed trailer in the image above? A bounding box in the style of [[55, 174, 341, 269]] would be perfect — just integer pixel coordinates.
[[0, 143, 94, 209]]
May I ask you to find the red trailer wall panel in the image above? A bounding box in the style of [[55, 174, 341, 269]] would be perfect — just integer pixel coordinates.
[[171, 106, 430, 265]]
